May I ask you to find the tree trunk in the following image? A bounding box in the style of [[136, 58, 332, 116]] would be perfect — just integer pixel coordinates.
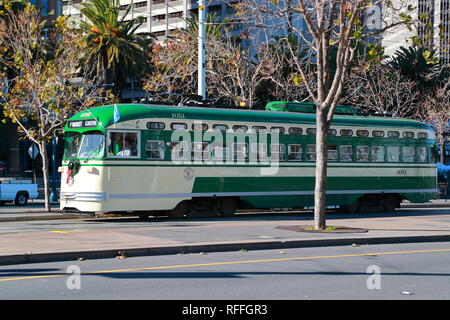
[[40, 141, 51, 212], [440, 138, 445, 165], [314, 108, 329, 230]]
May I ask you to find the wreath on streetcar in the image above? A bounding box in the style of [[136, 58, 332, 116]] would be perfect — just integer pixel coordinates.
[[66, 158, 80, 184]]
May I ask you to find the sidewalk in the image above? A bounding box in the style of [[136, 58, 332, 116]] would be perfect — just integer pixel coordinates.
[[0, 199, 449, 265]]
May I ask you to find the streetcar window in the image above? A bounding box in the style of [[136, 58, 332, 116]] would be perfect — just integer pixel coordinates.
[[372, 130, 385, 137], [388, 131, 400, 138], [327, 145, 338, 161], [171, 123, 187, 130], [252, 126, 267, 133], [356, 146, 369, 162], [233, 143, 248, 162], [270, 127, 285, 134], [288, 127, 302, 135], [192, 142, 209, 161], [386, 146, 400, 162], [145, 140, 165, 160], [339, 145, 353, 162], [213, 124, 228, 133], [356, 130, 369, 137], [108, 131, 139, 158], [402, 147, 415, 162], [270, 144, 285, 161], [306, 145, 316, 161], [306, 128, 316, 135], [288, 144, 302, 161], [192, 122, 208, 131], [232, 125, 248, 133], [328, 129, 337, 136], [403, 131, 414, 139], [417, 132, 428, 139], [78, 132, 105, 159], [146, 122, 165, 130], [64, 132, 82, 159], [250, 143, 268, 162], [417, 147, 428, 162], [210, 144, 229, 161], [171, 141, 189, 161], [340, 129, 353, 137], [371, 146, 385, 162]]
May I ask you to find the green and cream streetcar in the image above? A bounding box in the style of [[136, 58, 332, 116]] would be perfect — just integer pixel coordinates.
[[59, 101, 438, 218]]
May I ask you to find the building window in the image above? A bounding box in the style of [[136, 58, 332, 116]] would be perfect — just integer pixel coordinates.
[[169, 11, 183, 18]]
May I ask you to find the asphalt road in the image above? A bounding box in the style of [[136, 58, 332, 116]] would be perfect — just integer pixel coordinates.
[[1, 241, 449, 301]]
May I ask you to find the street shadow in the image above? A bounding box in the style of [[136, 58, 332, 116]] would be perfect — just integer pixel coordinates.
[[78, 270, 450, 280], [85, 207, 450, 225], [0, 268, 62, 278]]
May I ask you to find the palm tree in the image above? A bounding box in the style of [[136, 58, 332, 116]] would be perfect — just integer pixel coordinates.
[[79, 0, 153, 91], [388, 46, 442, 92]]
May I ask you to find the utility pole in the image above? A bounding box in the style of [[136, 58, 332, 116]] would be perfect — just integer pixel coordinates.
[[198, 0, 206, 100]]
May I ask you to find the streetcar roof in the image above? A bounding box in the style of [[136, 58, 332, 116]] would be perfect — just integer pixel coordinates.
[[64, 103, 433, 133]]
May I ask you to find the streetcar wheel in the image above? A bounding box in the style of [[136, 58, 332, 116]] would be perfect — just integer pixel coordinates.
[[346, 201, 360, 214], [169, 201, 190, 219], [15, 192, 28, 206], [219, 198, 237, 217], [383, 195, 398, 212]]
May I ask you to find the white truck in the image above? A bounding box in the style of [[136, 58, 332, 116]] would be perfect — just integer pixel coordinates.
[[0, 179, 39, 206]]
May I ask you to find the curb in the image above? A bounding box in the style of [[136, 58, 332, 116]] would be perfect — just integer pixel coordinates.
[[0, 215, 86, 222], [2, 234, 450, 266]]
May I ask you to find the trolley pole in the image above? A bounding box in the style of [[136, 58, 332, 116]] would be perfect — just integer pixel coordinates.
[[198, 0, 206, 100]]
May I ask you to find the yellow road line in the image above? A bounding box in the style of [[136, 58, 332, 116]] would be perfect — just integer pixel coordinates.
[[1, 248, 450, 283]]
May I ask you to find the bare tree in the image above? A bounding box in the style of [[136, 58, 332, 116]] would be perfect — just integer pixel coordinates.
[[236, 0, 414, 229], [419, 82, 450, 164], [0, 7, 115, 211], [344, 62, 421, 118]]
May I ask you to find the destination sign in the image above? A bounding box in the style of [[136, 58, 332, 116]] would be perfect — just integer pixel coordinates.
[[68, 119, 98, 129]]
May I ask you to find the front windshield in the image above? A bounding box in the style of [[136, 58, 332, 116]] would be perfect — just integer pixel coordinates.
[[78, 132, 105, 159], [64, 132, 82, 159]]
